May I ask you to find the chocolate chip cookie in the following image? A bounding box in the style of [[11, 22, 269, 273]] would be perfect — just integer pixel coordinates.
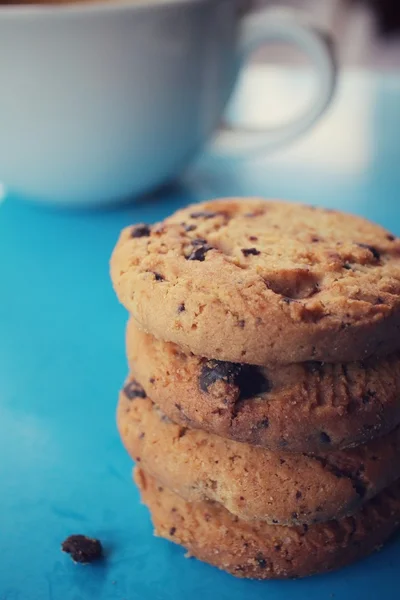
[[110, 199, 400, 364], [118, 378, 400, 526], [126, 318, 400, 453], [136, 468, 400, 579]]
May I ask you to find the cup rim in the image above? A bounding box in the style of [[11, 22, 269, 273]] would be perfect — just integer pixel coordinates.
[[0, 0, 214, 18]]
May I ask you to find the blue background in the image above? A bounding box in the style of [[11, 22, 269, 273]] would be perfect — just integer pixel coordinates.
[[0, 72, 399, 599]]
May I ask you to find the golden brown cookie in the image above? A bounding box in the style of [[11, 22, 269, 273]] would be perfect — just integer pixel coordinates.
[[135, 468, 400, 580], [110, 199, 400, 364], [127, 318, 400, 453], [118, 378, 400, 526]]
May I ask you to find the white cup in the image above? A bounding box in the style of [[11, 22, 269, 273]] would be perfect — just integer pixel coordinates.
[[0, 0, 336, 207]]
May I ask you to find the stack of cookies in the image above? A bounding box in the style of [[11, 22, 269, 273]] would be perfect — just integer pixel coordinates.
[[111, 199, 400, 579]]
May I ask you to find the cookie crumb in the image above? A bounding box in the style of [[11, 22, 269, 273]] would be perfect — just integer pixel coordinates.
[[61, 535, 103, 564]]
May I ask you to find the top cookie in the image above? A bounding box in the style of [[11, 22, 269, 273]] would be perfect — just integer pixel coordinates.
[[110, 199, 400, 364]]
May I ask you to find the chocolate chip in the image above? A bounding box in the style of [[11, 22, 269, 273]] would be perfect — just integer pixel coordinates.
[[182, 223, 197, 232], [244, 209, 265, 217], [363, 424, 377, 432], [138, 432, 145, 439], [61, 535, 103, 564], [178, 303, 185, 313], [274, 544, 282, 551], [135, 456, 141, 462], [278, 439, 288, 448], [257, 418, 269, 429], [160, 413, 173, 424], [177, 427, 187, 439], [255, 553, 267, 568], [190, 211, 217, 219], [296, 491, 302, 500], [199, 361, 241, 392], [357, 243, 381, 261], [199, 360, 271, 400], [158, 486, 164, 492], [311, 236, 320, 243], [152, 272, 164, 281], [355, 482, 366, 498], [279, 458, 286, 465], [303, 524, 309, 532], [123, 381, 146, 400], [241, 247, 260, 257], [187, 243, 213, 262], [174, 403, 182, 411], [131, 224, 151, 238], [291, 512, 298, 520], [343, 263, 352, 270], [305, 361, 324, 374], [149, 377, 155, 384], [272, 519, 279, 524], [249, 236, 258, 242], [169, 527, 176, 536], [320, 431, 331, 444], [237, 319, 245, 328], [362, 389, 376, 404], [387, 234, 396, 241]]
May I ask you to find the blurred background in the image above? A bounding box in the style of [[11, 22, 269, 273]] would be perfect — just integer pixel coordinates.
[[250, 0, 400, 67], [198, 0, 400, 212]]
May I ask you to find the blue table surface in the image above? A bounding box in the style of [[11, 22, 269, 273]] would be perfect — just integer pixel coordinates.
[[1, 69, 400, 600]]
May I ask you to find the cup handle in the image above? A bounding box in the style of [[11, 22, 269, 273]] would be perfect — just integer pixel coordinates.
[[211, 8, 337, 157]]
